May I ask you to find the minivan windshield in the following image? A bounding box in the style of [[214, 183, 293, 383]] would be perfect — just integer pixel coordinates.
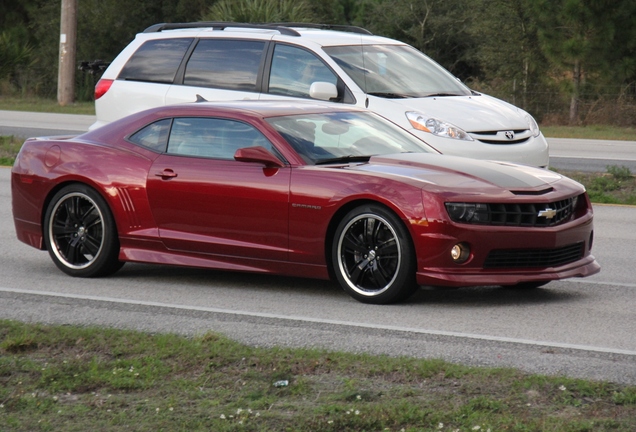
[[266, 110, 438, 165], [323, 45, 471, 98]]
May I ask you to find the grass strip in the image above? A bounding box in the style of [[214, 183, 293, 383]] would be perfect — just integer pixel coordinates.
[[0, 136, 22, 166], [540, 125, 636, 142], [1, 320, 635, 431], [557, 166, 636, 205], [0, 97, 95, 115]]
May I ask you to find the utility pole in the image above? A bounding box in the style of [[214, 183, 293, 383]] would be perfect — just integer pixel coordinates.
[[57, 0, 77, 106]]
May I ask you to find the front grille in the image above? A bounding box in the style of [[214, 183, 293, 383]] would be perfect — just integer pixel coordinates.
[[471, 129, 531, 145], [446, 195, 579, 227], [476, 138, 530, 145], [484, 242, 584, 269], [489, 197, 576, 227]]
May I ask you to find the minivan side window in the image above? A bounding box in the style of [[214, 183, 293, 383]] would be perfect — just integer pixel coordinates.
[[183, 40, 265, 91], [268, 44, 338, 98], [118, 38, 193, 84]]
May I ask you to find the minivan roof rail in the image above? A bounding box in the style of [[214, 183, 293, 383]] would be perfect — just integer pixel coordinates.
[[143, 22, 373, 36], [143, 22, 302, 36], [267, 23, 373, 35]]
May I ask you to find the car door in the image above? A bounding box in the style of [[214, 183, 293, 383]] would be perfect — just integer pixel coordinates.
[[146, 117, 291, 261]]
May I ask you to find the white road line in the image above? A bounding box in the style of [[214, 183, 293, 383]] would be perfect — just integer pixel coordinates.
[[565, 279, 636, 289], [550, 156, 636, 161], [2, 286, 635, 357]]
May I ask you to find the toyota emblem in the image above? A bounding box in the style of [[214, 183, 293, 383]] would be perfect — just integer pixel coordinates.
[[504, 131, 515, 140]]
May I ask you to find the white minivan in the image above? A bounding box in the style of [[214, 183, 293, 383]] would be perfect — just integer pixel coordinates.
[[92, 22, 549, 167]]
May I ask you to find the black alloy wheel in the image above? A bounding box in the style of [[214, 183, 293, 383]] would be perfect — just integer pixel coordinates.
[[44, 184, 123, 277], [332, 204, 417, 304]]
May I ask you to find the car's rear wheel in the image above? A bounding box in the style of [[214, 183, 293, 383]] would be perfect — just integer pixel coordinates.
[[332, 204, 417, 304], [44, 184, 123, 277]]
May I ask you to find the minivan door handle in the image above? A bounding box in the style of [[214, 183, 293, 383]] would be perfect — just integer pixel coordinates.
[[155, 169, 178, 179]]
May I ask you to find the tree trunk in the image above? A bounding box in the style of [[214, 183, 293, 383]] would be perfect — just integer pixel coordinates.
[[58, 0, 78, 106], [569, 59, 580, 125]]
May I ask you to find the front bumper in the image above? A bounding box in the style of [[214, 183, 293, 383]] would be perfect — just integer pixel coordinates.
[[411, 130, 550, 168], [416, 254, 600, 287], [412, 214, 599, 287]]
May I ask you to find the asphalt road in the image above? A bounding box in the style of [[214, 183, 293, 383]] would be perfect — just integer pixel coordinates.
[[549, 137, 636, 172], [2, 110, 636, 172], [1, 166, 635, 385], [0, 110, 94, 137]]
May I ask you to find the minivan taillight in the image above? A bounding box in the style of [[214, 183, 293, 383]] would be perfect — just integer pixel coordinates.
[[94, 79, 114, 100]]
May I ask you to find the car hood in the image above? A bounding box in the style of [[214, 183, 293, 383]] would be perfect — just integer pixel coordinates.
[[369, 93, 528, 132], [354, 153, 564, 193]]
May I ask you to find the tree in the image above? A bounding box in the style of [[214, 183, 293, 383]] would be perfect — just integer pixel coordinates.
[[354, 0, 478, 80], [531, 0, 625, 124], [466, 0, 548, 112], [202, 0, 314, 23]]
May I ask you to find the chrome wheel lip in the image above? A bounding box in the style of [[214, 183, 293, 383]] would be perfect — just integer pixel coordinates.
[[337, 213, 401, 297], [48, 192, 105, 270]]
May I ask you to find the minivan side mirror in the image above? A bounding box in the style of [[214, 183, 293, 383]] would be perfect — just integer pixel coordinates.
[[309, 82, 338, 101]]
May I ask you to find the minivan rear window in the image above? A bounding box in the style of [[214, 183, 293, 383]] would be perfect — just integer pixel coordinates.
[[184, 39, 265, 91], [118, 38, 193, 84]]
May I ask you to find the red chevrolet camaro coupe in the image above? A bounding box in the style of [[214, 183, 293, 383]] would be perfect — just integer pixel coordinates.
[[11, 101, 600, 304]]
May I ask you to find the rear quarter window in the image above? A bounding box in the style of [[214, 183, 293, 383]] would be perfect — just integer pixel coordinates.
[[128, 119, 172, 152], [118, 38, 193, 84]]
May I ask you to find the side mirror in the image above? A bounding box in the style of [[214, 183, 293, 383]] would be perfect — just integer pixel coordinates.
[[234, 146, 284, 168], [309, 82, 338, 101]]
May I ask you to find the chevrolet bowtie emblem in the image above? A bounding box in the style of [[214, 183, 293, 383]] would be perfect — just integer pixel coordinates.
[[538, 208, 557, 219]]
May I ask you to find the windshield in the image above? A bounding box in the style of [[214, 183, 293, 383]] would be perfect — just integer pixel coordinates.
[[266, 111, 438, 165], [323, 45, 471, 98]]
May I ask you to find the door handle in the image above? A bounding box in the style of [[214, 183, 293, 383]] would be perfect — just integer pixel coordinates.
[[155, 169, 178, 179]]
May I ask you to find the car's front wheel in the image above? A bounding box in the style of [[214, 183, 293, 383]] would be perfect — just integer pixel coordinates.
[[332, 204, 417, 304], [44, 184, 123, 277]]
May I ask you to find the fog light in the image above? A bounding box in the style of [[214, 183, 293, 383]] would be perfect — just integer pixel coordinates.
[[451, 243, 470, 263]]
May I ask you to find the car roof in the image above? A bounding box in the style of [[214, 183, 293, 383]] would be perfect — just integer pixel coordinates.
[[84, 100, 368, 143]]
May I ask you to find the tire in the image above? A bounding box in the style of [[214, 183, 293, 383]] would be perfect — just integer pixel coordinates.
[[332, 204, 417, 304], [44, 184, 123, 277]]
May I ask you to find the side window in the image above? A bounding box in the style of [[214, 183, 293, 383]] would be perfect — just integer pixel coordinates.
[[118, 38, 193, 83], [166, 117, 279, 160], [268, 44, 338, 98], [183, 39, 265, 91], [128, 119, 172, 152]]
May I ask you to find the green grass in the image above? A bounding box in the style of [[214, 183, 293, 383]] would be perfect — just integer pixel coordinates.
[[1, 320, 635, 431], [558, 166, 636, 205], [540, 125, 636, 141], [0, 97, 95, 115], [0, 135, 22, 166]]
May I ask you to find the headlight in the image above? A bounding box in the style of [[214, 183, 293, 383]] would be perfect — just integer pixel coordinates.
[[445, 203, 489, 223], [525, 113, 540, 137], [406, 111, 473, 141]]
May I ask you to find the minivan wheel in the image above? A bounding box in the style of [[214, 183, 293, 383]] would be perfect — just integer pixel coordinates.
[[332, 205, 417, 304], [44, 184, 123, 277]]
